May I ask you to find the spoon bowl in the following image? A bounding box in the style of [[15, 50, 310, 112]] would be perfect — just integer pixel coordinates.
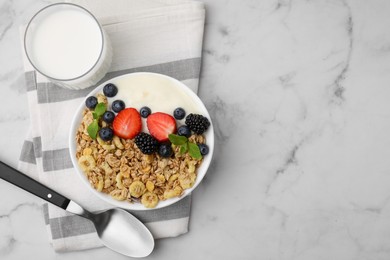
[[93, 208, 154, 257]]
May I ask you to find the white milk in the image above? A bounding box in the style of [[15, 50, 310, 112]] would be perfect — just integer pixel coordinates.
[[25, 4, 112, 89]]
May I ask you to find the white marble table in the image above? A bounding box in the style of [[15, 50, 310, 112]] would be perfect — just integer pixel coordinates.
[[2, 0, 390, 259]]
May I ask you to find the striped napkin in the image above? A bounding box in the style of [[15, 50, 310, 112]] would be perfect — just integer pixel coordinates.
[[18, 0, 205, 252]]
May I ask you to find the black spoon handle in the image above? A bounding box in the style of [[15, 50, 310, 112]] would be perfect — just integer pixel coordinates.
[[0, 161, 70, 209]]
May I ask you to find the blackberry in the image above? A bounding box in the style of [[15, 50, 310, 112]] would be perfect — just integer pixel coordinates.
[[134, 132, 158, 154], [185, 114, 210, 134]]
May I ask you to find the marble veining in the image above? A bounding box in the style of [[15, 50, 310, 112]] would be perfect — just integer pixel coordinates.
[[0, 202, 44, 255], [0, 0, 14, 42], [328, 0, 353, 104]]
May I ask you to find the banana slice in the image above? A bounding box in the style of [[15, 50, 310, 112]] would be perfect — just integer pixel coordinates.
[[96, 175, 104, 192], [102, 144, 116, 151], [100, 162, 113, 175], [110, 189, 128, 201], [163, 186, 183, 199], [129, 181, 146, 198], [178, 173, 196, 189], [113, 136, 124, 149], [120, 165, 130, 178], [168, 174, 179, 183], [146, 180, 155, 192], [96, 136, 106, 146], [187, 160, 196, 173], [156, 174, 166, 184], [116, 172, 124, 189], [78, 155, 96, 172], [141, 165, 151, 174], [141, 192, 159, 208], [82, 147, 93, 156]]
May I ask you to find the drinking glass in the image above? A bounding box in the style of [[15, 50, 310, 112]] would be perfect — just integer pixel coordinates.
[[24, 3, 112, 89]]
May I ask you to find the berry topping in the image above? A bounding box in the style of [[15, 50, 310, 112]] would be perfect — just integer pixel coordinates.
[[135, 132, 158, 154], [177, 125, 191, 138], [140, 106, 151, 118], [112, 108, 142, 139], [173, 107, 186, 120], [147, 112, 177, 142], [103, 83, 118, 97], [158, 143, 173, 158], [102, 111, 115, 124], [185, 114, 210, 134], [98, 127, 114, 141], [85, 96, 98, 109], [112, 100, 126, 113], [198, 143, 209, 155]]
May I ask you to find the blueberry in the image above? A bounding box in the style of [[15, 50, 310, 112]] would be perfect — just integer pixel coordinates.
[[85, 96, 98, 109], [99, 127, 114, 141], [112, 100, 125, 113], [140, 106, 151, 118], [177, 125, 191, 138], [173, 107, 186, 120], [198, 144, 209, 156], [103, 83, 118, 97], [158, 143, 173, 158], [102, 111, 115, 123]]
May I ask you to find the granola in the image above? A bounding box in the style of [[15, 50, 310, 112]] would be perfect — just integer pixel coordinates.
[[76, 109, 205, 208]]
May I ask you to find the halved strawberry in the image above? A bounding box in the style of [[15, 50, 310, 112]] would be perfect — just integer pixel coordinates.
[[147, 112, 177, 142], [112, 108, 142, 139]]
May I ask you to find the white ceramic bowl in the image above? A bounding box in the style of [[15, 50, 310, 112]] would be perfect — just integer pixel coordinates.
[[69, 72, 214, 210]]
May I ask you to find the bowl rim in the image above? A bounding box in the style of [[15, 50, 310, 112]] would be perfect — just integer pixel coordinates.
[[68, 72, 214, 210]]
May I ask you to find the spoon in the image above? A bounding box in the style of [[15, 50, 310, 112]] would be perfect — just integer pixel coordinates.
[[0, 161, 154, 257]]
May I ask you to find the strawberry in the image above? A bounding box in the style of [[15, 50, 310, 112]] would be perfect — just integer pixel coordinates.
[[112, 108, 142, 139], [147, 112, 177, 142]]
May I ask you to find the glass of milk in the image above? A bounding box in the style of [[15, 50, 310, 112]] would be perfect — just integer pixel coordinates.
[[24, 3, 112, 89]]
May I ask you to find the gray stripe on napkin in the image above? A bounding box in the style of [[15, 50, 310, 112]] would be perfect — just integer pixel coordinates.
[[43, 203, 49, 225], [36, 83, 96, 104], [33, 136, 42, 158], [35, 58, 201, 104], [49, 215, 96, 239], [133, 195, 191, 223], [19, 140, 36, 164], [42, 148, 73, 172], [47, 196, 190, 239], [25, 71, 37, 91], [100, 57, 201, 83]]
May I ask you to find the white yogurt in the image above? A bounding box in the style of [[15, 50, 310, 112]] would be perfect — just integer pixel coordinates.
[[25, 4, 112, 89], [109, 74, 203, 131]]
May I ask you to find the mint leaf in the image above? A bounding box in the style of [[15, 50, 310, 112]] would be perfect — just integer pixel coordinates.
[[92, 111, 98, 120], [188, 142, 202, 159], [87, 119, 99, 139], [169, 134, 187, 145], [179, 143, 188, 154], [94, 102, 106, 117]]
